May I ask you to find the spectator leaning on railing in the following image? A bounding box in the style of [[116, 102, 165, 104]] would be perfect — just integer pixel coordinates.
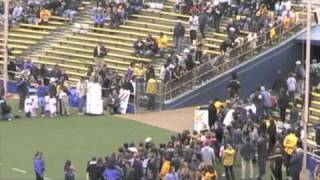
[[39, 6, 51, 25]]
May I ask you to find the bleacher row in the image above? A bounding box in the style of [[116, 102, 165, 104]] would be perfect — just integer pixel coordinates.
[[1, 0, 255, 84]]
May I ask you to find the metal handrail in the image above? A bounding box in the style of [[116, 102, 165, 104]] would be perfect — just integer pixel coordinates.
[[163, 17, 306, 100]]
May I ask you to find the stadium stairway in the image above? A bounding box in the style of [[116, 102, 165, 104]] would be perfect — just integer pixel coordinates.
[[281, 89, 320, 142], [0, 1, 91, 76]]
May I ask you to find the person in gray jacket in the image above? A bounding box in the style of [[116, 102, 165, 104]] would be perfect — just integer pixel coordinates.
[[201, 141, 215, 165], [240, 137, 255, 180], [289, 145, 303, 180]]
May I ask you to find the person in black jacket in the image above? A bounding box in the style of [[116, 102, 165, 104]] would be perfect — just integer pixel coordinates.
[[173, 20, 185, 53], [86, 157, 98, 180], [132, 154, 143, 179], [16, 77, 28, 112], [0, 98, 12, 121], [93, 43, 107, 67], [268, 118, 277, 154], [213, 5, 222, 33], [278, 90, 289, 123], [8, 60, 16, 80], [39, 64, 49, 86], [272, 71, 287, 95], [208, 100, 218, 128], [227, 73, 241, 98], [268, 142, 284, 180], [133, 37, 145, 57]]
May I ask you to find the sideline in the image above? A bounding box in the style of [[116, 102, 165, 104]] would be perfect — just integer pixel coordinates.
[[11, 167, 27, 174], [9, 166, 52, 180]]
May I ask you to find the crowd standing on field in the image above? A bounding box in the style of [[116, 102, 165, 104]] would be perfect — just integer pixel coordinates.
[[0, 0, 313, 179], [78, 63, 309, 180], [26, 59, 314, 180]]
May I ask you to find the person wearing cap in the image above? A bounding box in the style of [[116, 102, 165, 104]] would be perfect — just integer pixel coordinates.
[[173, 19, 185, 53], [294, 60, 305, 94]]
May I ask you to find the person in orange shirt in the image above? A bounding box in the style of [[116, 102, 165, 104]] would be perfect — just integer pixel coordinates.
[[39, 6, 51, 25], [159, 156, 171, 179]]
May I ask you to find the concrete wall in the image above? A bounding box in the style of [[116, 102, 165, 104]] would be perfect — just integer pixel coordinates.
[[165, 36, 301, 109]]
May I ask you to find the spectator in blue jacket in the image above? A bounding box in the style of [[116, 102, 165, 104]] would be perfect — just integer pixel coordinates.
[[37, 81, 48, 116], [34, 152, 45, 180], [173, 20, 185, 53], [260, 86, 271, 116], [103, 163, 122, 180], [93, 6, 105, 28]]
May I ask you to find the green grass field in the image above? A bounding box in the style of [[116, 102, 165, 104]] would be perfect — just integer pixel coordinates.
[[0, 100, 278, 180], [0, 104, 173, 180]]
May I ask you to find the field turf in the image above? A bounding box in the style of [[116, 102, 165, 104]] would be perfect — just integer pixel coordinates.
[[0, 102, 173, 180]]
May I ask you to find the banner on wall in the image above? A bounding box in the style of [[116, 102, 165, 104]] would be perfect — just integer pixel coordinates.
[[193, 108, 209, 132], [119, 89, 131, 114], [86, 82, 103, 115]]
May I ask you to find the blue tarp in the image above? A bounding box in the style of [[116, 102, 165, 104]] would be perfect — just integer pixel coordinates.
[[296, 24, 320, 46]]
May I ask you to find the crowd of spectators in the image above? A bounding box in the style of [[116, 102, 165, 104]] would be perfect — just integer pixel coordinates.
[[4, 40, 161, 118], [30, 64, 310, 180], [145, 0, 300, 84], [0, 0, 82, 26], [78, 61, 310, 180], [92, 0, 143, 29]]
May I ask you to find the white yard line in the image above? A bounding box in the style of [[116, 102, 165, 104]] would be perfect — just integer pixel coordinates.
[[10, 165, 52, 180], [11, 167, 27, 174]]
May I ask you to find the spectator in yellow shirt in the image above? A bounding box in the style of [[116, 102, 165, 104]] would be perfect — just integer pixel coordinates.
[[134, 62, 145, 81], [223, 144, 236, 180], [146, 75, 157, 110], [156, 32, 168, 58], [202, 165, 217, 180], [159, 156, 171, 179], [39, 6, 51, 25], [283, 129, 298, 176]]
